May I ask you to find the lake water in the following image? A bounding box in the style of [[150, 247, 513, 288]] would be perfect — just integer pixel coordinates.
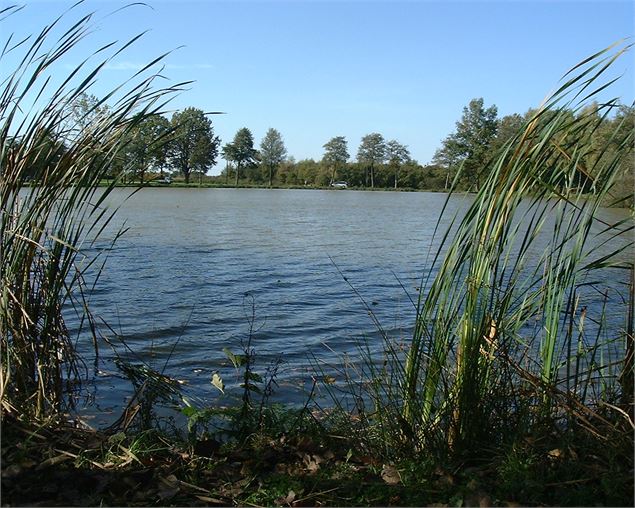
[[70, 188, 632, 425]]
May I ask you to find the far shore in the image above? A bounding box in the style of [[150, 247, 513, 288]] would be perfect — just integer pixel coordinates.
[[98, 180, 456, 193]]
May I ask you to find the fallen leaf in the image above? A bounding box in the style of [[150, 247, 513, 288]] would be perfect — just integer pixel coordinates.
[[303, 454, 322, 473], [381, 464, 401, 485], [358, 455, 380, 466], [211, 372, 224, 393], [276, 490, 296, 506], [18, 459, 37, 469], [297, 436, 317, 452]]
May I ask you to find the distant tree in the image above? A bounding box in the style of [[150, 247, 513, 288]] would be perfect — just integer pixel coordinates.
[[222, 127, 258, 186], [386, 140, 411, 188], [357, 133, 386, 188], [433, 98, 498, 191], [260, 128, 287, 187], [124, 114, 172, 183], [580, 103, 633, 198], [610, 105, 635, 204], [490, 113, 524, 153], [67, 93, 110, 136], [322, 136, 349, 183], [295, 158, 320, 186], [65, 93, 114, 176], [169, 108, 220, 184]]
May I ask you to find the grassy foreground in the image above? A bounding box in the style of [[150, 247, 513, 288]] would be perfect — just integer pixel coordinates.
[[1, 5, 633, 507], [2, 404, 632, 507]]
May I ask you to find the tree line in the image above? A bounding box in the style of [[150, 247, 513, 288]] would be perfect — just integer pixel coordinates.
[[8, 93, 633, 197], [432, 98, 634, 197]]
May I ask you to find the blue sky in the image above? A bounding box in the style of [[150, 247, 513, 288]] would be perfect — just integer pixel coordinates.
[[5, 0, 635, 172]]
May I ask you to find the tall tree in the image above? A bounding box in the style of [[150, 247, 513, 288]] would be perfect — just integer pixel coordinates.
[[490, 113, 524, 153], [67, 93, 110, 137], [222, 127, 258, 187], [322, 136, 349, 184], [260, 128, 287, 187], [357, 133, 386, 188], [169, 108, 220, 184], [124, 114, 171, 183], [386, 140, 411, 189], [433, 98, 498, 191], [65, 93, 114, 176]]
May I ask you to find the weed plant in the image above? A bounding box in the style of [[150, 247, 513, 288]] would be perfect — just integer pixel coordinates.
[[0, 4, 186, 418]]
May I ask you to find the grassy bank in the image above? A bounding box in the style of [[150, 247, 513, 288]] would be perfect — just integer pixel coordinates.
[[94, 179, 450, 193], [1, 5, 633, 506], [2, 405, 632, 506]]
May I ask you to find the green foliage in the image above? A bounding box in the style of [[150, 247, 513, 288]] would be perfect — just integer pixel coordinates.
[[122, 113, 172, 183], [357, 132, 387, 188], [169, 107, 220, 184], [490, 113, 524, 153], [433, 97, 498, 190], [322, 136, 350, 183], [260, 127, 287, 187], [222, 127, 258, 186], [386, 139, 411, 188]]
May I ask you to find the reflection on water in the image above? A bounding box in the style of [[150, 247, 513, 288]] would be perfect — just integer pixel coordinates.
[[67, 188, 632, 425]]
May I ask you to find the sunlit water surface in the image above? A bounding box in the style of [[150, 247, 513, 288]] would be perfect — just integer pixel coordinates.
[[66, 188, 631, 426]]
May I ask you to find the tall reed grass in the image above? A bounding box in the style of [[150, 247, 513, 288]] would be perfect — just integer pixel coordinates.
[[324, 42, 634, 460], [0, 4, 186, 418]]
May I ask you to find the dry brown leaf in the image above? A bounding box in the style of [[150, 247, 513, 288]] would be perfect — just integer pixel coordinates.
[[275, 490, 296, 506], [381, 464, 401, 485], [302, 453, 324, 473]]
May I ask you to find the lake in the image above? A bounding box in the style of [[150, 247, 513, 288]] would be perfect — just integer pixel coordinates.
[[70, 188, 632, 425]]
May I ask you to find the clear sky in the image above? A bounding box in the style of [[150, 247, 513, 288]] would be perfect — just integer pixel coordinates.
[[5, 0, 635, 172]]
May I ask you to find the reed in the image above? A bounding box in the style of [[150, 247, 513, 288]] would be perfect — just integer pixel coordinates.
[[399, 41, 634, 454], [0, 4, 186, 418], [320, 43, 633, 463]]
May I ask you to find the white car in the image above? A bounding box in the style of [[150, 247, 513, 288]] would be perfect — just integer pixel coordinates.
[[331, 181, 348, 189]]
